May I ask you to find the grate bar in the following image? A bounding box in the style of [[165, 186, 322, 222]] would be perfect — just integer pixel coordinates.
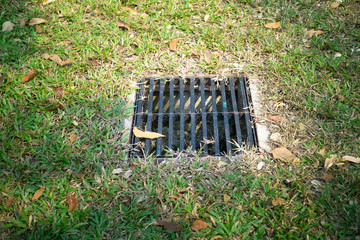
[[179, 77, 185, 151], [156, 79, 165, 155], [239, 77, 255, 146], [199, 77, 208, 155], [220, 80, 232, 153], [190, 78, 196, 151], [210, 80, 220, 155], [229, 77, 242, 146], [145, 78, 154, 154], [168, 78, 174, 151]]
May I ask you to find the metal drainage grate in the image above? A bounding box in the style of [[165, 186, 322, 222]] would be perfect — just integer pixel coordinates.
[[130, 76, 257, 158]]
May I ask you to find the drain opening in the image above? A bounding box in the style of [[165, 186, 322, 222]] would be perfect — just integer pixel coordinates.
[[130, 77, 257, 158]]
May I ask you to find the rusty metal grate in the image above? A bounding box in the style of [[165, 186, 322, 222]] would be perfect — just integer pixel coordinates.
[[130, 76, 257, 158]]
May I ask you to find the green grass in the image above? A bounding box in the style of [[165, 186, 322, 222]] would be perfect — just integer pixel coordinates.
[[1, 0, 360, 239]]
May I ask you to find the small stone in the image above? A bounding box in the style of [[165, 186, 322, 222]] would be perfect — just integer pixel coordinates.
[[257, 161, 265, 170], [270, 132, 281, 142]]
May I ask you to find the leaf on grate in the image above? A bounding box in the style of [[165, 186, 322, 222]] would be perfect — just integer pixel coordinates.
[[54, 87, 64, 97], [224, 194, 231, 204], [28, 18, 47, 26], [5, 197, 13, 207], [32, 186, 45, 201], [42, 0, 56, 5], [155, 219, 183, 232], [117, 20, 130, 30], [271, 147, 296, 161], [329, 2, 339, 9], [21, 70, 39, 83], [272, 198, 286, 206], [35, 25, 42, 33], [306, 30, 324, 37], [2, 21, 15, 32], [264, 22, 280, 29], [342, 155, 360, 164], [66, 193, 78, 212], [319, 173, 333, 182], [191, 220, 209, 231], [324, 155, 337, 170], [268, 115, 282, 122], [69, 134, 77, 143], [169, 39, 178, 51], [133, 127, 165, 139]]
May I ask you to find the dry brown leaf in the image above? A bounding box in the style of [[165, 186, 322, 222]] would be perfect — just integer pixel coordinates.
[[306, 30, 324, 37], [54, 87, 64, 97], [66, 193, 78, 212], [224, 194, 231, 204], [330, 2, 340, 9], [21, 70, 39, 83], [324, 155, 337, 170], [32, 186, 45, 201], [318, 148, 326, 157], [69, 134, 77, 143], [319, 173, 333, 182], [167, 194, 179, 199], [48, 54, 74, 66], [155, 219, 183, 232], [43, 53, 51, 59], [271, 147, 296, 161], [264, 22, 280, 29], [268, 115, 282, 122], [217, 161, 228, 167], [35, 25, 42, 33], [117, 20, 130, 30], [60, 59, 74, 66], [210, 236, 223, 240], [272, 198, 286, 206], [191, 220, 209, 231], [71, 171, 85, 179], [49, 54, 62, 63], [156, 188, 162, 194], [133, 127, 165, 139], [123, 6, 139, 14], [169, 39, 178, 51], [342, 155, 360, 164], [5, 197, 12, 207], [28, 18, 47, 26], [122, 196, 131, 207], [48, 104, 65, 112], [42, 0, 56, 5], [18, 19, 26, 28]]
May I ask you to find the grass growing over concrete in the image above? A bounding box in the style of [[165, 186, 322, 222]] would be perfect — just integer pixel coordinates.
[[1, 0, 359, 239]]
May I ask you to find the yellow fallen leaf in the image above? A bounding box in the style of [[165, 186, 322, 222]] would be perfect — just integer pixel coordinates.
[[342, 155, 360, 164], [169, 39, 178, 51], [28, 18, 47, 26], [306, 30, 324, 37], [133, 127, 165, 139], [271, 147, 296, 161], [264, 22, 280, 29], [32, 186, 45, 201]]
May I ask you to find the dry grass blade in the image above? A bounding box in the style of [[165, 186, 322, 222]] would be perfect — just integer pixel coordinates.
[[32, 186, 45, 201]]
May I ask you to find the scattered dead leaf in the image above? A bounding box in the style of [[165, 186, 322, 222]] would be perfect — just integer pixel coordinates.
[[155, 219, 183, 232], [48, 54, 74, 66], [42, 0, 56, 5], [18, 19, 26, 28], [122, 196, 131, 207], [133, 127, 165, 139], [2, 21, 15, 32], [306, 30, 324, 37], [191, 220, 209, 231], [69, 134, 77, 143], [264, 22, 280, 29], [324, 155, 337, 170], [48, 104, 64, 112], [169, 39, 178, 51], [28, 18, 47, 26], [342, 155, 360, 164], [217, 161, 228, 167], [330, 2, 340, 9], [32, 186, 45, 201], [43, 53, 51, 59], [318, 148, 326, 157], [271, 147, 296, 161], [319, 173, 333, 182], [224, 194, 231, 204], [21, 70, 39, 83], [268, 115, 282, 122], [71, 171, 85, 179], [123, 6, 139, 14], [54, 87, 64, 97], [35, 25, 42, 33], [204, 14, 210, 22], [66, 193, 78, 212], [117, 20, 130, 30], [156, 188, 162, 194], [272, 198, 286, 206], [167, 194, 179, 199], [5, 197, 12, 207], [129, 162, 139, 170], [210, 236, 223, 240], [212, 52, 221, 57], [265, 227, 274, 236]]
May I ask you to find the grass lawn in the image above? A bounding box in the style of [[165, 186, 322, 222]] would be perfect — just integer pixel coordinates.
[[1, 0, 359, 239]]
